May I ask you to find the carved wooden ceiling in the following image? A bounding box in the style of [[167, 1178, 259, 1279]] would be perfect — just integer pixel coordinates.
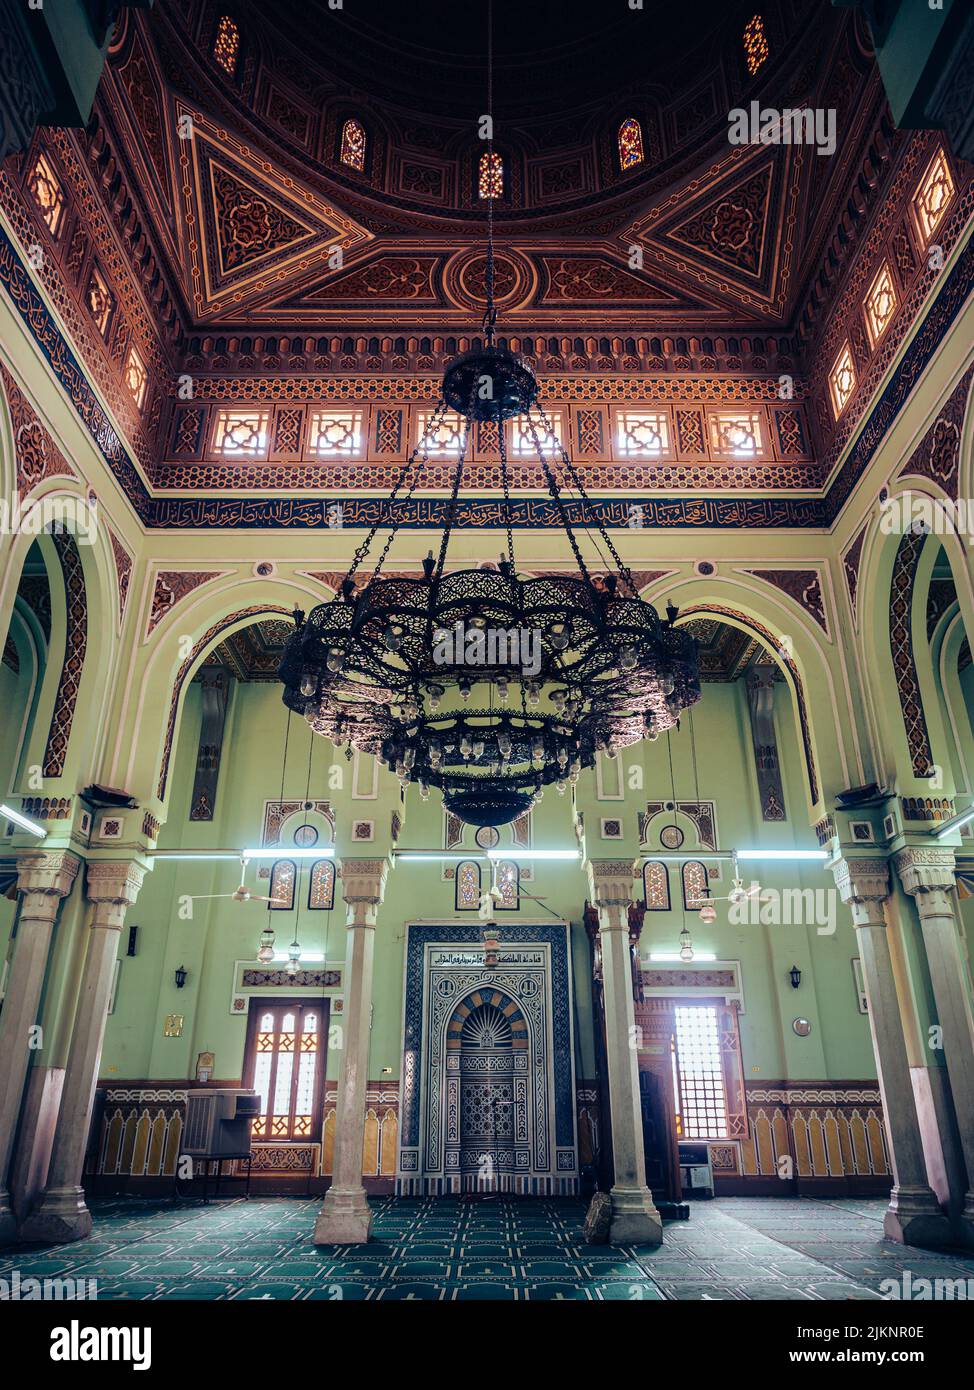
[[95, 0, 880, 332]]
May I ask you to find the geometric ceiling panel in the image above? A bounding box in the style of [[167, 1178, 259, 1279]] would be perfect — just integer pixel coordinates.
[[538, 256, 679, 306], [626, 146, 802, 318], [176, 104, 372, 320], [284, 254, 441, 308]]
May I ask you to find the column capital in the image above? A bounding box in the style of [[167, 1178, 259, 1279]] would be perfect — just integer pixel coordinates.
[[893, 846, 956, 896], [85, 860, 146, 930], [586, 858, 638, 925], [15, 850, 81, 903], [339, 856, 389, 926], [831, 856, 890, 908]]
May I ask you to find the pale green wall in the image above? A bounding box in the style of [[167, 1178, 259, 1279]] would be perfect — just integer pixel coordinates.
[[100, 667, 877, 1088]]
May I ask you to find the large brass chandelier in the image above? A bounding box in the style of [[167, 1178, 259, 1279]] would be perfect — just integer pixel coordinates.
[[277, 7, 700, 826]]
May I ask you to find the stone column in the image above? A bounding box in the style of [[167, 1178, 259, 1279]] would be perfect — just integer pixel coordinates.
[[20, 860, 144, 1243], [832, 857, 951, 1246], [587, 858, 662, 1247], [0, 851, 80, 1242], [314, 857, 388, 1245], [895, 846, 974, 1243]]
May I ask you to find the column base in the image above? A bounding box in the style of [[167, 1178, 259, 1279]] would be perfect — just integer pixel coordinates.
[[884, 1185, 952, 1249], [608, 1184, 663, 1247], [0, 1189, 16, 1245], [952, 1194, 974, 1249], [313, 1186, 372, 1245], [18, 1186, 92, 1244]]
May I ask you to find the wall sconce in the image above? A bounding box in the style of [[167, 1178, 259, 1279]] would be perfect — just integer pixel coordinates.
[[174, 965, 188, 989], [789, 964, 802, 990]]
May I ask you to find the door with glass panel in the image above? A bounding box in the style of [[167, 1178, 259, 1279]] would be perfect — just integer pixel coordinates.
[[243, 1000, 328, 1141]]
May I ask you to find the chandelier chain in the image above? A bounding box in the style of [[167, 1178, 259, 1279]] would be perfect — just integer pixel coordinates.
[[534, 399, 636, 594], [340, 400, 448, 591], [434, 381, 478, 580], [524, 413, 591, 584], [497, 416, 516, 570]]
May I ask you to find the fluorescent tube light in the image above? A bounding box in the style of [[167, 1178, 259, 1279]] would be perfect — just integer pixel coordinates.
[[0, 803, 48, 838], [486, 848, 579, 861], [648, 951, 717, 963], [934, 806, 974, 839], [150, 851, 242, 861], [735, 849, 828, 861], [242, 847, 334, 859], [394, 851, 472, 862]]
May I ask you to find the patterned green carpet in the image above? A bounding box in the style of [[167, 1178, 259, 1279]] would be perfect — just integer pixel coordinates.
[[0, 1195, 667, 1301], [5, 1194, 974, 1300]]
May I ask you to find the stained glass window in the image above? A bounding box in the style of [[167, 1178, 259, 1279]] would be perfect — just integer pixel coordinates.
[[124, 346, 148, 408], [213, 16, 240, 75], [455, 859, 481, 911], [828, 343, 856, 419], [912, 147, 954, 245], [340, 118, 366, 172], [308, 859, 335, 910], [863, 261, 898, 348], [643, 861, 670, 911], [618, 118, 644, 171], [268, 859, 295, 911], [682, 860, 708, 910], [248, 1003, 322, 1140], [494, 860, 519, 910], [478, 150, 503, 199], [743, 15, 769, 77], [29, 153, 65, 237]]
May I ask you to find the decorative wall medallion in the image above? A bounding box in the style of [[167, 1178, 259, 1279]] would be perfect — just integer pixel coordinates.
[[660, 824, 685, 850], [600, 818, 624, 839], [475, 825, 500, 850], [792, 1017, 812, 1037], [352, 819, 374, 841], [293, 823, 319, 847]]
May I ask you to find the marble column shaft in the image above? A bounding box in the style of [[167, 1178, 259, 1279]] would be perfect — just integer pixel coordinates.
[[314, 857, 387, 1246], [0, 851, 80, 1241], [19, 860, 144, 1244], [588, 858, 662, 1248]]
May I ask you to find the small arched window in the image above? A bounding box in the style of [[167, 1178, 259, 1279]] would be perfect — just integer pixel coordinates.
[[213, 16, 240, 76], [268, 859, 296, 911], [455, 859, 481, 911], [618, 118, 644, 171], [478, 150, 503, 200], [494, 860, 519, 910], [340, 118, 367, 172], [643, 861, 670, 911], [743, 14, 769, 77], [682, 861, 708, 910], [308, 859, 335, 910]]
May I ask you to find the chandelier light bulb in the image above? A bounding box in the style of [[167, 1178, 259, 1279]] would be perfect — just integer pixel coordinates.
[[525, 681, 540, 706], [531, 737, 544, 762], [326, 649, 344, 673], [620, 645, 637, 671], [257, 929, 275, 964], [496, 677, 509, 702], [460, 735, 472, 758], [383, 625, 402, 652], [549, 625, 569, 651], [473, 740, 485, 760], [299, 672, 316, 698]]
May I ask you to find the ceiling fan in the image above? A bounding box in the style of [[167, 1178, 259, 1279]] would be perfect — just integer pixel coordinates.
[[186, 857, 287, 907], [696, 878, 764, 922]]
